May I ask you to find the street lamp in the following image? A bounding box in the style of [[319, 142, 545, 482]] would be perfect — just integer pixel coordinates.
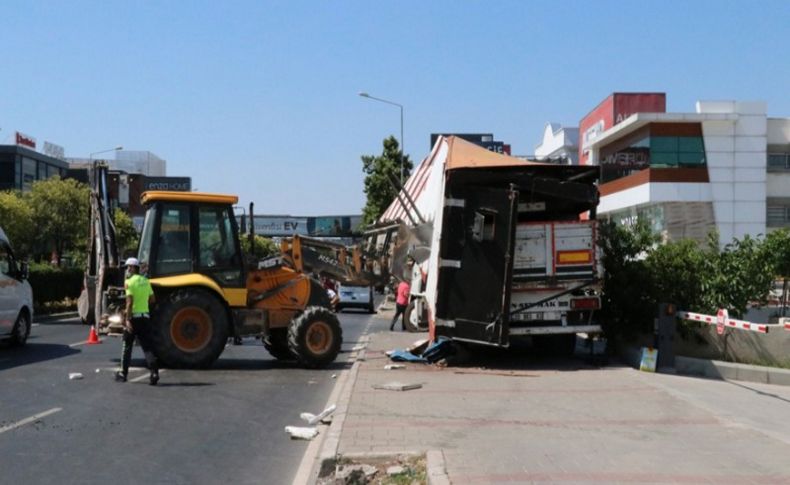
[[90, 145, 123, 160], [358, 92, 404, 184]]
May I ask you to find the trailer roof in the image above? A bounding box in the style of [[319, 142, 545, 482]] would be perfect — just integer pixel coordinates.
[[444, 136, 552, 170], [141, 191, 239, 205]]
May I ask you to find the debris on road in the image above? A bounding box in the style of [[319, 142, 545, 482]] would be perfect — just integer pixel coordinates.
[[336, 464, 377, 482], [351, 344, 366, 351], [372, 381, 422, 391], [384, 364, 405, 370], [388, 337, 455, 364], [68, 373, 84, 380], [95, 369, 101, 373], [300, 404, 337, 425], [284, 426, 319, 440], [331, 374, 337, 379], [386, 465, 406, 476]]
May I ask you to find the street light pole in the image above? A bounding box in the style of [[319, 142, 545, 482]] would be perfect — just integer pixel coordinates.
[[90, 145, 123, 160], [359, 92, 404, 185]]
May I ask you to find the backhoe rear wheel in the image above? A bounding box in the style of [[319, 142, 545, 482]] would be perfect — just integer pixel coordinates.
[[263, 328, 295, 361], [288, 306, 342, 368], [153, 288, 229, 368]]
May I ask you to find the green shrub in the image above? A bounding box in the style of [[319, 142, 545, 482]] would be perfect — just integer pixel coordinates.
[[28, 262, 83, 305]]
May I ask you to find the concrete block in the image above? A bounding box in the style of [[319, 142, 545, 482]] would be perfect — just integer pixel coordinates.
[[735, 136, 767, 152], [735, 365, 769, 384], [767, 368, 790, 386], [697, 100, 736, 114], [711, 182, 734, 200], [704, 136, 735, 152], [736, 101, 767, 115], [734, 182, 766, 201], [709, 361, 739, 380], [735, 115, 768, 136], [706, 151, 735, 167], [702, 120, 735, 136], [713, 201, 734, 223], [708, 167, 735, 183], [734, 168, 766, 183]]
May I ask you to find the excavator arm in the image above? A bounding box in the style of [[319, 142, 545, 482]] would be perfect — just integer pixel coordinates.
[[279, 235, 383, 287]]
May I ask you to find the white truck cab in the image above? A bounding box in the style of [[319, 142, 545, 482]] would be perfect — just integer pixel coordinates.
[[0, 227, 33, 346]]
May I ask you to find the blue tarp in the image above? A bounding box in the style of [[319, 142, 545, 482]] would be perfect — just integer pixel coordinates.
[[388, 337, 454, 364]]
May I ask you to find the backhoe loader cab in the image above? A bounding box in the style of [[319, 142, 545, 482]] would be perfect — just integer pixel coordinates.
[[137, 191, 342, 369]]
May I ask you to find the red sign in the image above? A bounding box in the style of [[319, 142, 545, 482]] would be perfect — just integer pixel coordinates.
[[15, 131, 36, 150], [716, 309, 727, 335], [578, 93, 666, 165]]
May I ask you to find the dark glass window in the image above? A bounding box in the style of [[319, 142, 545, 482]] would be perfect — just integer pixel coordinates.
[[197, 205, 242, 286], [154, 203, 192, 276], [600, 123, 707, 183]]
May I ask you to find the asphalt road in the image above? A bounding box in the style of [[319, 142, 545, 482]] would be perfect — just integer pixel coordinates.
[[0, 306, 389, 485]]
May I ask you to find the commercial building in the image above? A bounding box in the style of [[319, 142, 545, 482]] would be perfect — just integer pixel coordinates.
[[576, 93, 790, 245], [534, 123, 579, 164], [67, 149, 166, 177], [0, 143, 68, 192]]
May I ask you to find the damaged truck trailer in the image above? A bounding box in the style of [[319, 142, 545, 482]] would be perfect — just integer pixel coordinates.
[[378, 135, 602, 351]]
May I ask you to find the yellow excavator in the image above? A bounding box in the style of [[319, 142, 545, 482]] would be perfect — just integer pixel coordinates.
[[86, 187, 386, 369]]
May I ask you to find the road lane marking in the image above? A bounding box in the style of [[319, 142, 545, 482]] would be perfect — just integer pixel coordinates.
[[129, 370, 166, 383], [31, 323, 40, 327], [0, 408, 62, 435]]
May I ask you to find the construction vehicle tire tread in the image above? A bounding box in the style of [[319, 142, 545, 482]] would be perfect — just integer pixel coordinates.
[[152, 288, 229, 369], [287, 306, 342, 369]]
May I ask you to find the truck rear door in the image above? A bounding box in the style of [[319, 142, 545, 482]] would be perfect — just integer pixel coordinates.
[[434, 185, 518, 346]]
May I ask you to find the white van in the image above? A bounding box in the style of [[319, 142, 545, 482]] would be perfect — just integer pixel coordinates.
[[0, 228, 33, 346]]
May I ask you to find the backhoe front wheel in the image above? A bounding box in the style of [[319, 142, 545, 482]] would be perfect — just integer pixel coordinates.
[[153, 289, 229, 368], [288, 307, 342, 368]]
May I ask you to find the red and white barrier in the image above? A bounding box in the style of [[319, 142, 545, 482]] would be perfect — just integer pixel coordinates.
[[677, 309, 770, 334]]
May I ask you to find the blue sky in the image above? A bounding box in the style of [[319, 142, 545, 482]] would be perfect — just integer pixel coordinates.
[[1, 0, 788, 215]]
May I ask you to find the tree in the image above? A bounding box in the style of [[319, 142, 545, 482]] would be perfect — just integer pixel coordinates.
[[114, 208, 140, 259], [761, 229, 790, 316], [27, 177, 90, 265], [361, 136, 413, 226], [0, 191, 34, 257]]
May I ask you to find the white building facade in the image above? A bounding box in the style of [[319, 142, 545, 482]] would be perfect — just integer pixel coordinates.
[[582, 98, 790, 246], [534, 123, 579, 164]]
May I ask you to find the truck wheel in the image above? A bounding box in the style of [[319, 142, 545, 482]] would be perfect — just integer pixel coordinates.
[[288, 306, 342, 368], [9, 311, 31, 347], [152, 289, 229, 368], [263, 328, 295, 361], [403, 300, 428, 333]]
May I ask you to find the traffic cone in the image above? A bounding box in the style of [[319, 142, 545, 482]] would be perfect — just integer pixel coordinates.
[[87, 327, 102, 345]]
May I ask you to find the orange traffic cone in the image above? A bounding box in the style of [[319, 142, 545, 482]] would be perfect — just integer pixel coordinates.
[[87, 327, 102, 345]]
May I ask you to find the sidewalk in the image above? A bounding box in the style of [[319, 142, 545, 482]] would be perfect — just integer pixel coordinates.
[[324, 315, 790, 484]]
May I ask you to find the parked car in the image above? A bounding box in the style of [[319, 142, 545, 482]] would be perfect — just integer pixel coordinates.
[[0, 228, 33, 346], [337, 284, 375, 313]]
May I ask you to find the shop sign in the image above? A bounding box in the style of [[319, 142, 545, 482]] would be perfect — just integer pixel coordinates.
[[15, 131, 36, 150]]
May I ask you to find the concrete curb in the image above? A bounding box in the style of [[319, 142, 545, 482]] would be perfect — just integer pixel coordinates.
[[294, 336, 369, 484], [426, 449, 451, 485], [622, 346, 790, 387]]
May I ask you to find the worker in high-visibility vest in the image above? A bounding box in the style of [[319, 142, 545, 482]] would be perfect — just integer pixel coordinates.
[[115, 257, 159, 385]]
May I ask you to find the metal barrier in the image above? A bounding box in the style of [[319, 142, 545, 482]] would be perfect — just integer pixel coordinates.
[[677, 309, 789, 334]]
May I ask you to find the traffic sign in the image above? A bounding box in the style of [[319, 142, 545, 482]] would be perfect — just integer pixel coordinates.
[[716, 309, 728, 335]]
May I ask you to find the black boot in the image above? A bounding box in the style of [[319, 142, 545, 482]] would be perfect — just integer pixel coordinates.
[[114, 371, 127, 382], [149, 371, 159, 386]]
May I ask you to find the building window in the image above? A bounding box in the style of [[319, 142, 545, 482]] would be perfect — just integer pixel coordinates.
[[768, 153, 790, 170], [767, 204, 790, 227], [599, 123, 706, 183], [22, 157, 36, 191]]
